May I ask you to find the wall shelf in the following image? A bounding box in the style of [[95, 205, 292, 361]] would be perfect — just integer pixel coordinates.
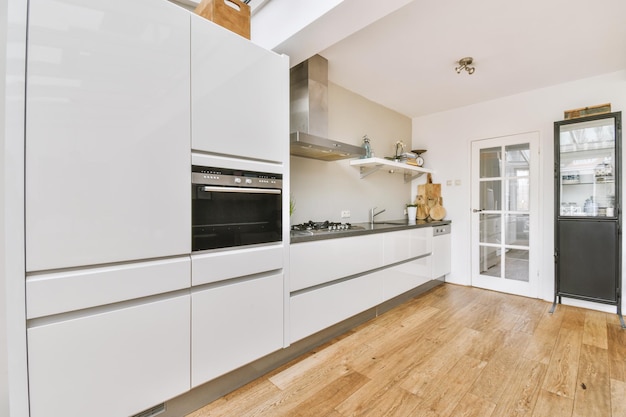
[[350, 157, 433, 182]]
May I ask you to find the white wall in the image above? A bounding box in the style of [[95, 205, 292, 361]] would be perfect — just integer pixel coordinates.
[[290, 82, 413, 225], [412, 70, 626, 312]]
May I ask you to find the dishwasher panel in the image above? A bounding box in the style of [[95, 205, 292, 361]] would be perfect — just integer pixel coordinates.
[[432, 224, 451, 278]]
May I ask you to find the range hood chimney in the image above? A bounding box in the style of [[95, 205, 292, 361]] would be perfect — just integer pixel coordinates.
[[290, 55, 365, 161]]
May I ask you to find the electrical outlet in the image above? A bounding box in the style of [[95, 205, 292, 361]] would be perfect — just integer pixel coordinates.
[[341, 210, 351, 218]]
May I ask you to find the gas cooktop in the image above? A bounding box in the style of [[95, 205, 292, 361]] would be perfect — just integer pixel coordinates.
[[291, 220, 364, 234]]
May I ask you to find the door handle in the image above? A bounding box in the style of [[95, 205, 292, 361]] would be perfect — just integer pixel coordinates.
[[473, 209, 483, 213], [202, 186, 281, 195]]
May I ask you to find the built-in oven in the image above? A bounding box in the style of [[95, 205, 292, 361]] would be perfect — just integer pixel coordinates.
[[192, 165, 282, 251]]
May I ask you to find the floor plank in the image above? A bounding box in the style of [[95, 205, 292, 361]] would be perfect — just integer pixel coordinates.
[[448, 392, 496, 417], [490, 358, 546, 417], [468, 331, 531, 404], [289, 371, 370, 417], [531, 390, 574, 417], [542, 327, 583, 399], [523, 305, 564, 365], [513, 301, 551, 335], [561, 305, 586, 331], [184, 284, 625, 417], [411, 355, 487, 417], [399, 326, 482, 396], [607, 323, 626, 382], [611, 378, 626, 417], [334, 377, 422, 417], [572, 344, 610, 417], [582, 310, 608, 349]]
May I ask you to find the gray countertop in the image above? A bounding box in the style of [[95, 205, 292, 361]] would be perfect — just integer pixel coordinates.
[[290, 219, 452, 244]]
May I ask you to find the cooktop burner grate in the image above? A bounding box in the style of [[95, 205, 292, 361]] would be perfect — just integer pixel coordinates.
[[291, 220, 356, 232]]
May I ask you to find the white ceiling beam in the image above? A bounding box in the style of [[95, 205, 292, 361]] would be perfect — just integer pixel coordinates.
[[252, 0, 414, 67]]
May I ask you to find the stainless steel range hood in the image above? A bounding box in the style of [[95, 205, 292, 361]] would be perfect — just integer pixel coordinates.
[[290, 55, 365, 161]]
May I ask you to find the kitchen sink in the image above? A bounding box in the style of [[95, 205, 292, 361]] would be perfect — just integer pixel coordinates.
[[372, 221, 407, 226]]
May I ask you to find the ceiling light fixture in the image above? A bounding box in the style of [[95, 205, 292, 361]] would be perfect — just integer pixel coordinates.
[[455, 57, 475, 75]]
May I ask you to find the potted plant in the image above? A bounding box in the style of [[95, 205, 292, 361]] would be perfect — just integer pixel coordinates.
[[406, 203, 417, 224]]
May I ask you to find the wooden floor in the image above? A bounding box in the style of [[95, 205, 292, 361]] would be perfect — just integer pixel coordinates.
[[187, 284, 626, 417]]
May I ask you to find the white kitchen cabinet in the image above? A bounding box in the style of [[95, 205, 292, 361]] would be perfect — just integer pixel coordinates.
[[290, 234, 384, 292], [290, 272, 382, 343], [26, 256, 190, 319], [381, 258, 431, 300], [289, 226, 437, 343], [191, 14, 288, 162], [432, 224, 451, 278], [27, 294, 191, 417], [383, 228, 432, 265], [191, 244, 283, 286], [25, 0, 191, 271], [191, 273, 283, 387]]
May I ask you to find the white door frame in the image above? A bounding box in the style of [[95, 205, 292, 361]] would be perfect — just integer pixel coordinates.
[[471, 132, 540, 298]]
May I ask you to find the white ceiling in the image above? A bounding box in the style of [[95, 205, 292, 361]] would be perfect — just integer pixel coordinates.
[[270, 0, 626, 118]]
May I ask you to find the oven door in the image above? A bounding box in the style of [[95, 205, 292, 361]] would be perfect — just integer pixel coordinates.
[[192, 185, 282, 251]]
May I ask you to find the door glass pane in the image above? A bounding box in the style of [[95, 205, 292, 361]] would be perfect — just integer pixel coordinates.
[[507, 178, 529, 211], [505, 144, 530, 176], [559, 118, 616, 217], [505, 214, 529, 246], [505, 249, 529, 282], [480, 181, 501, 211], [480, 214, 500, 244], [480, 246, 501, 277], [480, 147, 501, 178]]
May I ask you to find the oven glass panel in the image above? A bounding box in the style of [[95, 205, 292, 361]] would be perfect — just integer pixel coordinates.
[[192, 186, 282, 251]]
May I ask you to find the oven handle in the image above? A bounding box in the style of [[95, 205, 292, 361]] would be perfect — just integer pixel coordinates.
[[202, 186, 281, 195]]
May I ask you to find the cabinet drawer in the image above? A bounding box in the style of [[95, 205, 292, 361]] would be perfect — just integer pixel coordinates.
[[191, 244, 283, 286], [27, 257, 190, 319], [290, 274, 382, 343], [28, 294, 191, 417], [290, 234, 384, 291], [383, 228, 432, 265], [381, 258, 431, 301], [191, 273, 284, 387]]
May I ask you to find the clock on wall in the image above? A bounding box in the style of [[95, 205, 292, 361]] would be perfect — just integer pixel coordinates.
[[412, 149, 426, 167]]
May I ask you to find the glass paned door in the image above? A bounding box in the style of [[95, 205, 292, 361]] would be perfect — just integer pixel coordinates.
[[558, 118, 616, 217], [471, 133, 539, 297]]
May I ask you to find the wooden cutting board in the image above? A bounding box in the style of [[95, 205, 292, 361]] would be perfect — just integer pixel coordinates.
[[430, 197, 447, 221], [195, 0, 251, 39], [417, 173, 441, 203]]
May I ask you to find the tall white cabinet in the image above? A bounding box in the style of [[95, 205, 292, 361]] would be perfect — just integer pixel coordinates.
[[24, 1, 193, 416], [188, 12, 289, 390], [25, 0, 191, 272], [191, 14, 287, 162], [22, 1, 289, 416]]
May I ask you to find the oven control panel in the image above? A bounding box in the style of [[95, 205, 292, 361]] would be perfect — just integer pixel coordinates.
[[192, 166, 282, 189]]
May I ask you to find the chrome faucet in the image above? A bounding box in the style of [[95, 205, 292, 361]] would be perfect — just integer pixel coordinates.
[[370, 206, 386, 224]]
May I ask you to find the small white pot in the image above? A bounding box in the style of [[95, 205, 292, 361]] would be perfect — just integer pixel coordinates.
[[407, 206, 417, 224]]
